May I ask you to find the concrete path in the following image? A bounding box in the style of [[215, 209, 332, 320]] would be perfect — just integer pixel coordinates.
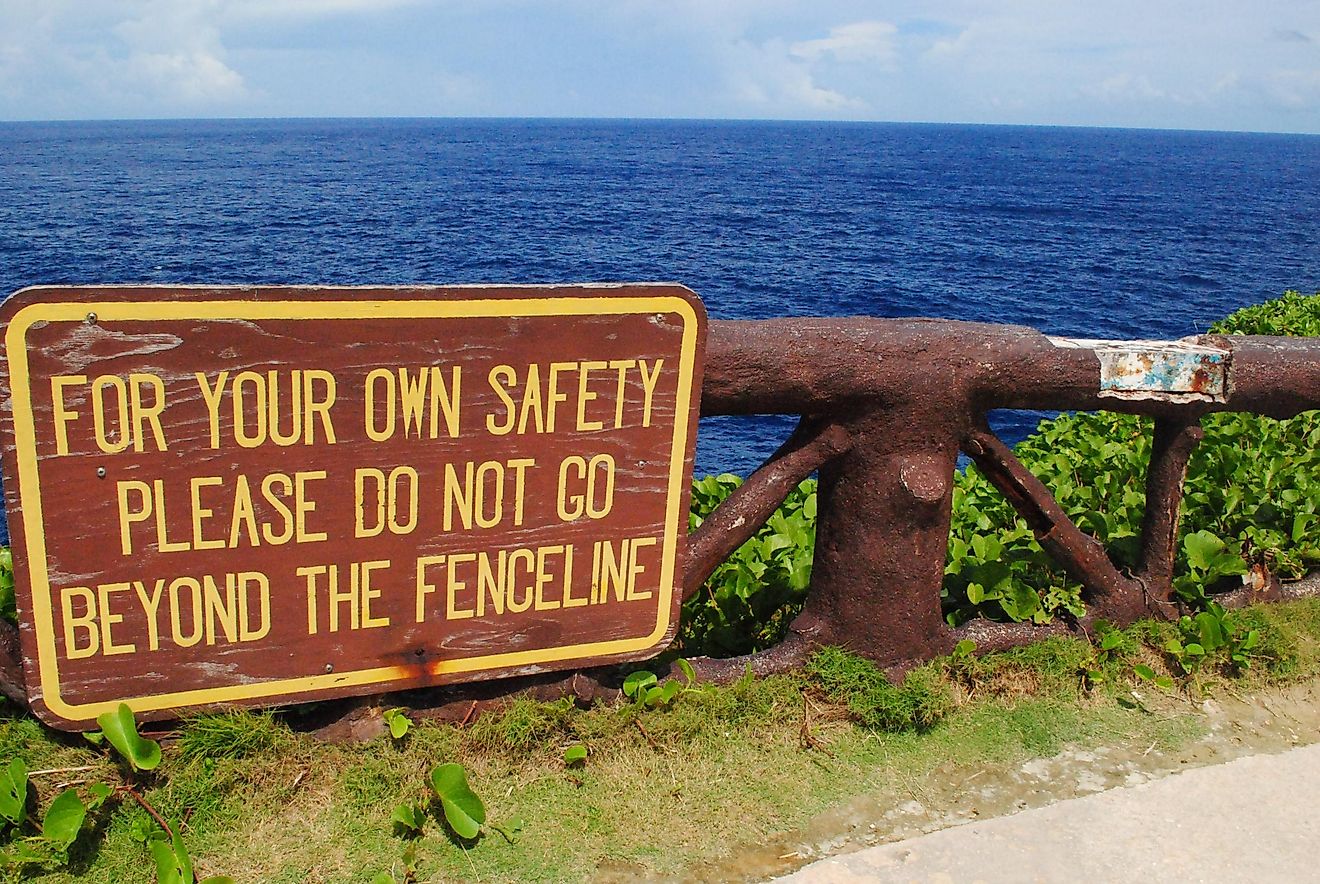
[[779, 743, 1320, 883]]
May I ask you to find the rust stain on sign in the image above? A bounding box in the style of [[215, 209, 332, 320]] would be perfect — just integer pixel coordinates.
[[0, 284, 706, 729], [1048, 336, 1229, 402]]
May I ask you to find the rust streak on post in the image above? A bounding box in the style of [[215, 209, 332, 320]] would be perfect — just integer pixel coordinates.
[[684, 418, 852, 600], [1136, 417, 1206, 604], [963, 425, 1145, 619]]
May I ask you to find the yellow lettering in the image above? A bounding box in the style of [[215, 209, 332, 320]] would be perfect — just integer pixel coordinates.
[[91, 375, 130, 454], [365, 368, 395, 442], [60, 587, 99, 659], [132, 579, 166, 651], [229, 474, 259, 548], [232, 370, 267, 448], [196, 371, 229, 449], [238, 572, 271, 641], [429, 366, 461, 438], [446, 552, 476, 620], [534, 545, 562, 611], [399, 368, 427, 438], [557, 456, 586, 521], [260, 474, 295, 544], [128, 373, 168, 452], [203, 574, 238, 645], [298, 564, 325, 634], [517, 364, 544, 435], [608, 359, 635, 428], [116, 480, 152, 556], [303, 370, 338, 444], [153, 479, 189, 553], [576, 361, 606, 431], [360, 560, 391, 629], [268, 369, 302, 446], [443, 462, 474, 531], [546, 362, 574, 432], [415, 555, 443, 623], [507, 458, 534, 527], [506, 548, 535, 613], [627, 536, 658, 600], [50, 375, 86, 455], [562, 544, 586, 608], [638, 359, 663, 428], [168, 577, 204, 648], [294, 470, 327, 543], [355, 468, 386, 538], [486, 365, 516, 435], [189, 476, 226, 551], [476, 551, 506, 617]]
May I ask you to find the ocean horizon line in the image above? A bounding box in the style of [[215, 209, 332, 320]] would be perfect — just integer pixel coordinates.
[[2, 115, 1319, 140]]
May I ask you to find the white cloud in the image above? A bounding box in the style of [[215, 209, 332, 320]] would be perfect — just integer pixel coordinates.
[[220, 0, 424, 23], [1084, 72, 1168, 103], [2, 0, 1319, 128], [110, 1, 248, 104], [125, 49, 246, 103], [0, 0, 440, 116], [720, 37, 861, 112], [1252, 68, 1320, 110], [926, 26, 973, 60], [789, 20, 897, 66]]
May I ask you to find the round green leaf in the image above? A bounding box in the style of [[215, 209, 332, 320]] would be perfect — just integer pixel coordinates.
[[563, 744, 588, 766], [622, 671, 657, 699], [0, 758, 28, 827], [41, 788, 87, 850], [96, 703, 162, 772], [383, 709, 411, 740], [430, 764, 485, 839]]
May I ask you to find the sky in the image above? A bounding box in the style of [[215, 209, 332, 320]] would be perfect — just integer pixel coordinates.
[[1, 1, 1319, 133]]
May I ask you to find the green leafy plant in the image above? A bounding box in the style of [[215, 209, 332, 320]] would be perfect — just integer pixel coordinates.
[[0, 780, 115, 871], [0, 548, 14, 625], [94, 703, 162, 772], [489, 817, 524, 843], [390, 801, 427, 837], [373, 843, 421, 884], [0, 759, 27, 829], [1162, 602, 1261, 674], [1174, 530, 1250, 604], [1132, 663, 1175, 690], [37, 789, 86, 853], [1083, 625, 1125, 687], [681, 475, 817, 656], [149, 828, 234, 884], [383, 708, 413, 740], [429, 763, 486, 840], [621, 658, 700, 708]]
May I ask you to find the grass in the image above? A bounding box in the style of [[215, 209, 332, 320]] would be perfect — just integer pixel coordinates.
[[2, 597, 1320, 882]]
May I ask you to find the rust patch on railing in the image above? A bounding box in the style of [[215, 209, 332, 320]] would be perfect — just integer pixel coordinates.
[[1048, 336, 1229, 403]]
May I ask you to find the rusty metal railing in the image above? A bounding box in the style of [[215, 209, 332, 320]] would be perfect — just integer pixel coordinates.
[[5, 316, 1318, 732], [684, 318, 1320, 677]]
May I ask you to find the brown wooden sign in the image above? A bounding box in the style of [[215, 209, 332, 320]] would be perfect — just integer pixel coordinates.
[[0, 284, 706, 729]]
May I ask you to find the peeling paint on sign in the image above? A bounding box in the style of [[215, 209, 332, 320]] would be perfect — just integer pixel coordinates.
[[1048, 336, 1229, 403]]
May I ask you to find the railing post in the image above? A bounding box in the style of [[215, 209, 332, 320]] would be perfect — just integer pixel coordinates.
[[792, 404, 960, 665]]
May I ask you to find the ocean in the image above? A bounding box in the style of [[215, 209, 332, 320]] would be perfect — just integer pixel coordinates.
[[2, 118, 1318, 499]]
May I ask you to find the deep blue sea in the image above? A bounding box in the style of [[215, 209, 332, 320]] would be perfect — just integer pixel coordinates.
[[2, 118, 1318, 539]]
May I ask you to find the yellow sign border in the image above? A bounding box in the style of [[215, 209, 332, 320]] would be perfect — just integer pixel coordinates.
[[5, 294, 699, 723]]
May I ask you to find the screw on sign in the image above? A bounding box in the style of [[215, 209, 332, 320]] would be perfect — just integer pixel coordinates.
[[0, 284, 706, 729]]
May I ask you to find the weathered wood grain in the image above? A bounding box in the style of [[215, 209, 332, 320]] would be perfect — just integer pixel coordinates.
[[0, 284, 705, 729]]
